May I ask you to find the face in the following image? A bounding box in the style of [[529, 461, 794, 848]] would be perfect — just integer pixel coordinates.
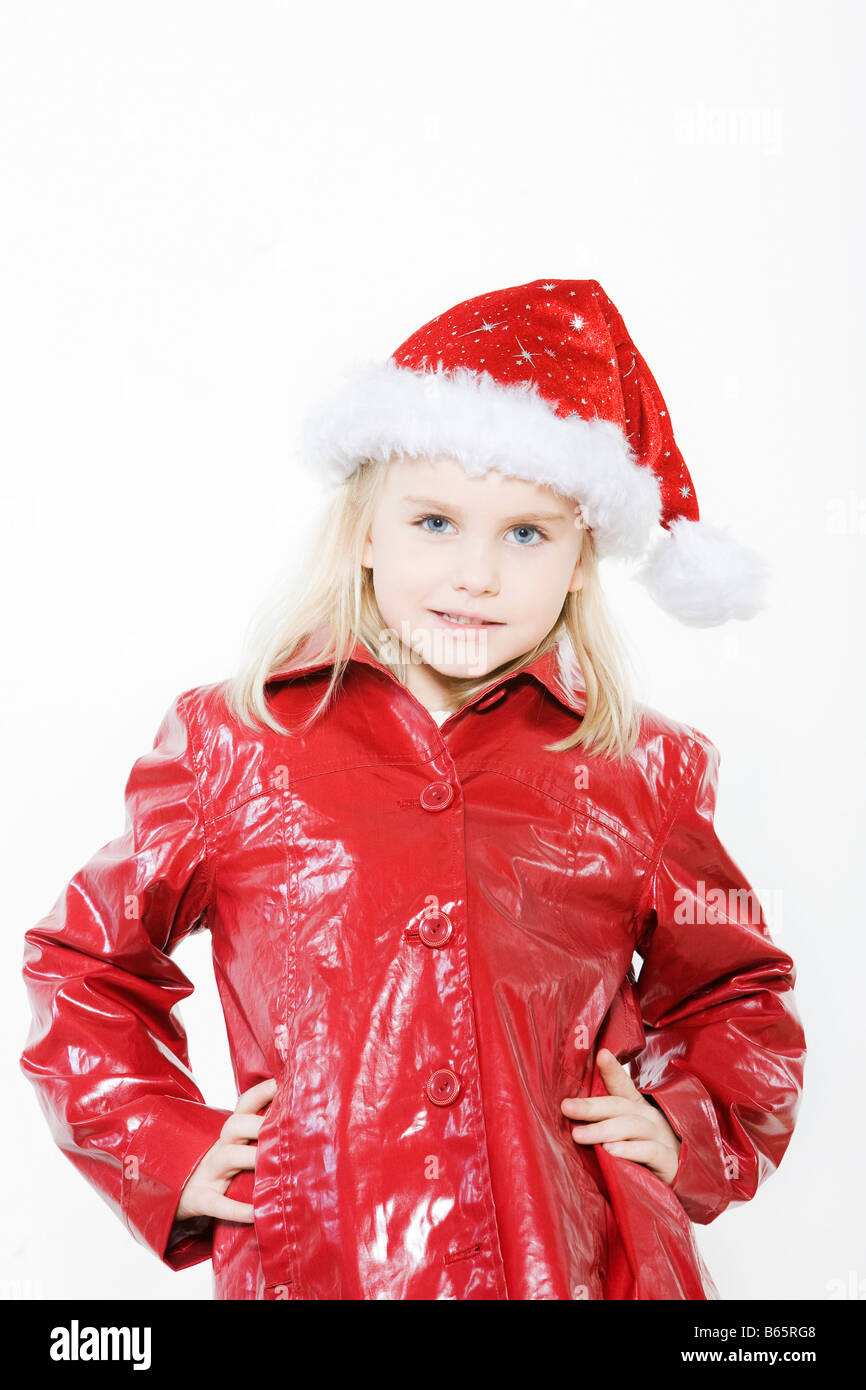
[[361, 452, 587, 712]]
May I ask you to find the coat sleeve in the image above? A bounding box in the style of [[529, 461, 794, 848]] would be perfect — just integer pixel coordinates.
[[629, 731, 806, 1225], [19, 690, 235, 1271]]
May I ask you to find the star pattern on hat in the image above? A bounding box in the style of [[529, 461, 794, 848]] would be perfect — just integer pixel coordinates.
[[455, 318, 505, 339]]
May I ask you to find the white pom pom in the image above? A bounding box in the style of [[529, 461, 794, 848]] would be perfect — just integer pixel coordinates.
[[636, 518, 769, 626]]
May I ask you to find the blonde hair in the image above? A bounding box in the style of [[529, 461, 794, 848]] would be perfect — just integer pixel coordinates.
[[225, 457, 643, 763]]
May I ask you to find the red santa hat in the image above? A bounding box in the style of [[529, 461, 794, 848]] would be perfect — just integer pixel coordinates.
[[294, 277, 767, 626]]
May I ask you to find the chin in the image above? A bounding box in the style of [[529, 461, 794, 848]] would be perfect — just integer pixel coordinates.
[[424, 658, 493, 681], [402, 618, 517, 678]]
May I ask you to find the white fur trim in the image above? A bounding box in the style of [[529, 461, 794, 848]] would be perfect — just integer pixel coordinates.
[[635, 518, 769, 626], [295, 357, 663, 561]]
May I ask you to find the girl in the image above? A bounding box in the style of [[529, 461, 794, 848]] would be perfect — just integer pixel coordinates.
[[20, 277, 806, 1300]]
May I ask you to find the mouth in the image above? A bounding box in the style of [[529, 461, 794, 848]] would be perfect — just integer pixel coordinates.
[[428, 609, 505, 629]]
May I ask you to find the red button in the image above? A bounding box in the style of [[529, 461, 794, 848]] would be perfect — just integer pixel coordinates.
[[425, 1067, 461, 1106], [420, 780, 454, 811], [418, 911, 453, 947]]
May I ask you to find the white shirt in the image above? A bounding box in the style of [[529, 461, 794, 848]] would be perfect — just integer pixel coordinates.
[[429, 708, 451, 727]]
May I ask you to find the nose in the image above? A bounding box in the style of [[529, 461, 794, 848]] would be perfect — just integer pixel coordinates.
[[448, 539, 501, 597]]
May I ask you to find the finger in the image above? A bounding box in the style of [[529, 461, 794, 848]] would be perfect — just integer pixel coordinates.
[[214, 1142, 263, 1177], [194, 1192, 256, 1225], [220, 1111, 269, 1144], [569, 1115, 658, 1145], [599, 1138, 672, 1176], [234, 1078, 278, 1113], [561, 1095, 635, 1117], [595, 1049, 642, 1099]]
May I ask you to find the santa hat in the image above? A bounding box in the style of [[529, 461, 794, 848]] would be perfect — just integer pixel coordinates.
[[294, 277, 767, 626]]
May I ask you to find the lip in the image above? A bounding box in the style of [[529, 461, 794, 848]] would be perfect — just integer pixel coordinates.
[[428, 609, 505, 629]]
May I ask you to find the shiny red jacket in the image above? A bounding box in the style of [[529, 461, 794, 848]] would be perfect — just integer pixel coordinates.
[[20, 625, 806, 1299]]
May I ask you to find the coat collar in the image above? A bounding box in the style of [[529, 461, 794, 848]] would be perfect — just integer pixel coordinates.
[[264, 622, 587, 720]]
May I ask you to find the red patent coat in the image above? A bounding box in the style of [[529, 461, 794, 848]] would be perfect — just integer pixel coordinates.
[[20, 625, 806, 1299]]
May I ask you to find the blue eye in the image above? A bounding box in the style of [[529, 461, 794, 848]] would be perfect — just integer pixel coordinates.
[[509, 524, 546, 545], [414, 515, 549, 544], [417, 515, 454, 535]]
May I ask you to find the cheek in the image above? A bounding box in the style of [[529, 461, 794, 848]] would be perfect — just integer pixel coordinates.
[[368, 543, 428, 610], [505, 549, 571, 601], [374, 529, 441, 586]]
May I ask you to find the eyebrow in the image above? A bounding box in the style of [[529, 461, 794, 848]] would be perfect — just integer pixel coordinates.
[[401, 495, 570, 524]]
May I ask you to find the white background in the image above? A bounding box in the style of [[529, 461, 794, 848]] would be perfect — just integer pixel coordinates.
[[3, 0, 862, 1301]]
